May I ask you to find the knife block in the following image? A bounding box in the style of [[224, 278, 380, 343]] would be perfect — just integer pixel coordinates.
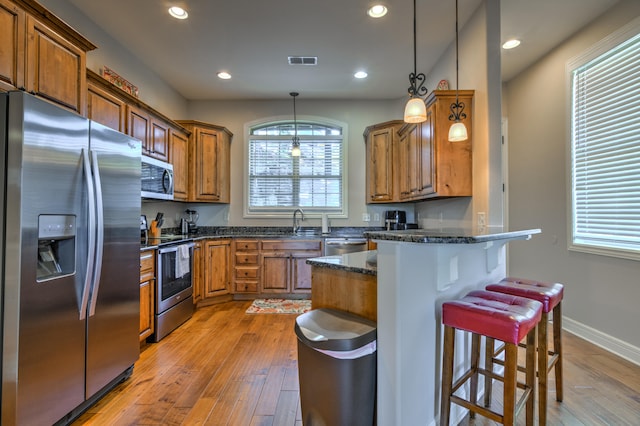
[[149, 220, 161, 238]]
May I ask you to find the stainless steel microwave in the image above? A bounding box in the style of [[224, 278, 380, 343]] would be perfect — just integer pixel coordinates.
[[141, 156, 174, 200]]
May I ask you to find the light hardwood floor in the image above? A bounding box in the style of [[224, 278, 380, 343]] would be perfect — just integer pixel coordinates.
[[73, 301, 640, 425]]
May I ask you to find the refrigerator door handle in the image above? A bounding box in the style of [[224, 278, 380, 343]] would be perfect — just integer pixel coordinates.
[[80, 148, 96, 320], [88, 150, 104, 316]]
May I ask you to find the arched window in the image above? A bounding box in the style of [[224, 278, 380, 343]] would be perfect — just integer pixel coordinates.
[[246, 119, 345, 216]]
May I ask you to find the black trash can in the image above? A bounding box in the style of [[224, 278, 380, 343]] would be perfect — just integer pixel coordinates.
[[295, 308, 377, 426]]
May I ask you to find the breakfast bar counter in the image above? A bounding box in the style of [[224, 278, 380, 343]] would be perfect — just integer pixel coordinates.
[[363, 227, 541, 426]]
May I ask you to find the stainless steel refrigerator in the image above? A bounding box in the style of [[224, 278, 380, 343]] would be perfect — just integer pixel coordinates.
[[0, 91, 141, 425]]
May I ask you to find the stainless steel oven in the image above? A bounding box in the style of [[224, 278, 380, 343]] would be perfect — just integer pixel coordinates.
[[153, 242, 195, 342]]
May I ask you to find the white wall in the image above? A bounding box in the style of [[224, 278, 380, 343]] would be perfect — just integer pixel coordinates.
[[505, 0, 640, 361]]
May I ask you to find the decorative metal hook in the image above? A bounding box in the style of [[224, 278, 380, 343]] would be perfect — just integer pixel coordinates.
[[408, 72, 428, 98], [449, 101, 466, 122]]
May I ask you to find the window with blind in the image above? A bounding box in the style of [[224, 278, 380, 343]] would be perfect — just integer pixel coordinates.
[[569, 20, 640, 260], [247, 120, 344, 216]]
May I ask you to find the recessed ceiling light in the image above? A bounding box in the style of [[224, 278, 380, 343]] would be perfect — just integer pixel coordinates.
[[217, 71, 232, 80], [367, 4, 388, 18], [168, 6, 188, 20], [502, 39, 521, 50], [354, 71, 368, 79]]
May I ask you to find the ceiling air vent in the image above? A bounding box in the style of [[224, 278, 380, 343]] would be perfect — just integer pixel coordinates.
[[288, 56, 318, 66]]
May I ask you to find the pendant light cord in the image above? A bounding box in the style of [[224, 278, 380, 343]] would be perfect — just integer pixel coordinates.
[[413, 0, 417, 76], [455, 0, 459, 105]]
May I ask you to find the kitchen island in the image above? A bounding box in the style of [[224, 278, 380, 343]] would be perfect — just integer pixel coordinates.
[[363, 227, 541, 426], [306, 251, 377, 321]]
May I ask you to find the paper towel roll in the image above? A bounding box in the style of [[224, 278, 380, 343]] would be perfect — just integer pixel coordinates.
[[321, 214, 329, 234]]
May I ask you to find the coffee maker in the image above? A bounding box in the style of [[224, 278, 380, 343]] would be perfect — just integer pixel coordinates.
[[384, 210, 418, 230], [384, 210, 406, 230], [181, 209, 199, 234]]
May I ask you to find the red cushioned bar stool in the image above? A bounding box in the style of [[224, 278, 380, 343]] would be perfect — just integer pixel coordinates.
[[485, 278, 564, 425], [440, 290, 542, 426]]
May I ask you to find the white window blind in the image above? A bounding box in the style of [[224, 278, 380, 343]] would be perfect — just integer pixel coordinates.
[[248, 122, 343, 214], [570, 29, 640, 258]]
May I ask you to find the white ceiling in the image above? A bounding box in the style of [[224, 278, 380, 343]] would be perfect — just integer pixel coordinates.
[[59, 0, 618, 101]]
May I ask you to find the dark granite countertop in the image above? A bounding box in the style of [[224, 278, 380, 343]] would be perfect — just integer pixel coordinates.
[[364, 227, 541, 244], [140, 226, 382, 251], [306, 250, 377, 276]]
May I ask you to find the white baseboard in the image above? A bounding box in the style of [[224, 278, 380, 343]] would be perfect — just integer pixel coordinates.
[[563, 317, 640, 366]]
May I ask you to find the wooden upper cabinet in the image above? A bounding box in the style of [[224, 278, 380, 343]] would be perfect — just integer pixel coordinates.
[[0, 0, 96, 113], [25, 15, 86, 114], [364, 120, 403, 203], [0, 0, 25, 92], [87, 80, 126, 132], [127, 104, 151, 154], [170, 127, 189, 201], [426, 90, 473, 198], [177, 120, 233, 203], [127, 106, 170, 162], [150, 116, 169, 162], [398, 117, 434, 200], [364, 90, 473, 203]]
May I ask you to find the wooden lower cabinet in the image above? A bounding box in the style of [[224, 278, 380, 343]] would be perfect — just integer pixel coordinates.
[[260, 240, 321, 294], [203, 239, 231, 298], [311, 266, 377, 322], [192, 240, 204, 304], [139, 250, 155, 342], [233, 239, 260, 294]]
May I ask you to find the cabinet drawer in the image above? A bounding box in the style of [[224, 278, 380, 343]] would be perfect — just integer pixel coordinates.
[[140, 270, 154, 283], [235, 267, 258, 279], [235, 253, 258, 264], [261, 240, 322, 251], [235, 281, 258, 293], [140, 251, 155, 272], [235, 240, 259, 251]]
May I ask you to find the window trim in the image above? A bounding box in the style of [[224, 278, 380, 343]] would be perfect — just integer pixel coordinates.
[[566, 16, 640, 261], [243, 114, 349, 219]]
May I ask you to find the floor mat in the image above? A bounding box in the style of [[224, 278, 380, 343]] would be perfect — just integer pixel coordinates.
[[245, 298, 311, 314]]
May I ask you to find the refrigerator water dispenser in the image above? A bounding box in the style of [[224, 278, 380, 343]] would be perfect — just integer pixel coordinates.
[[37, 215, 76, 281]]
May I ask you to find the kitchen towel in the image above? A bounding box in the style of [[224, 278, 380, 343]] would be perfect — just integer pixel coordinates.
[[175, 244, 190, 278]]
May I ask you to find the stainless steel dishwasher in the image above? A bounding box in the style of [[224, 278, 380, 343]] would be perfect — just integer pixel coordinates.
[[323, 237, 368, 256]]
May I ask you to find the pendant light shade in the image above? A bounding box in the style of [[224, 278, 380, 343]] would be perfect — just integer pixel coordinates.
[[448, 0, 468, 142], [448, 122, 468, 141], [404, 0, 427, 123], [404, 98, 427, 123], [290, 92, 301, 157]]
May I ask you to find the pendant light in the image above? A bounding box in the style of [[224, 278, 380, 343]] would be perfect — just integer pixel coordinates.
[[448, 0, 468, 141], [404, 0, 427, 123], [290, 92, 301, 157]]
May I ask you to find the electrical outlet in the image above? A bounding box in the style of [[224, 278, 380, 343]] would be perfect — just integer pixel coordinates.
[[373, 213, 380, 222], [477, 212, 486, 227], [362, 213, 371, 222]]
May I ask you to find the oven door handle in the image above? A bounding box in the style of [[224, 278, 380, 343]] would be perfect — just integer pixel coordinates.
[[158, 242, 195, 254]]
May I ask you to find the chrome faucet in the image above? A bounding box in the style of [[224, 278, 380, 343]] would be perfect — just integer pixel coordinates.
[[293, 208, 304, 234]]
